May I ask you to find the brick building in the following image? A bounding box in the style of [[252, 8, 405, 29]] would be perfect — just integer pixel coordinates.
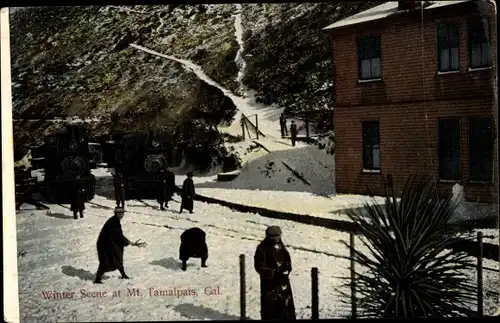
[[324, 0, 498, 202]]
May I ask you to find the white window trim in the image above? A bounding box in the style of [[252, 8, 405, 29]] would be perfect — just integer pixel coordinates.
[[468, 66, 492, 72], [358, 78, 382, 83], [437, 70, 460, 75], [469, 180, 494, 184], [362, 169, 381, 173], [438, 179, 460, 183]]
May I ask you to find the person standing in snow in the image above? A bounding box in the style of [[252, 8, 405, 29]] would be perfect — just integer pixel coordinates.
[[157, 169, 168, 210], [279, 113, 287, 138], [70, 175, 86, 219], [113, 173, 125, 208], [94, 207, 146, 284], [290, 120, 297, 147], [180, 172, 195, 214], [254, 226, 296, 320], [157, 169, 175, 210]]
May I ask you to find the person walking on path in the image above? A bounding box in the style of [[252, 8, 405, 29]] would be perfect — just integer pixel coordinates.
[[280, 113, 287, 138], [254, 226, 296, 320], [290, 120, 298, 147]]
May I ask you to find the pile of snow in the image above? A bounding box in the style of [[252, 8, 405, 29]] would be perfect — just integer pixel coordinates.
[[251, 138, 336, 195], [216, 153, 310, 192], [194, 136, 337, 196], [449, 183, 499, 224]]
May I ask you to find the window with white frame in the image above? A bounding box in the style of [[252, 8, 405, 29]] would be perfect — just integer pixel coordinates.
[[437, 24, 460, 72], [357, 36, 381, 80]]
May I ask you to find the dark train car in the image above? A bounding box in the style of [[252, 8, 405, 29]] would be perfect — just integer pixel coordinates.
[[102, 131, 173, 198], [88, 142, 104, 165], [30, 124, 97, 203]]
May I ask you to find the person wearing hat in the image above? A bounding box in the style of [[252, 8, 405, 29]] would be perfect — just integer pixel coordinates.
[[254, 226, 296, 320], [180, 172, 195, 214], [94, 207, 146, 284], [70, 175, 86, 219]]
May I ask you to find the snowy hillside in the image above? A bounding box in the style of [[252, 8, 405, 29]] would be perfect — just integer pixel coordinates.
[[10, 3, 373, 163]]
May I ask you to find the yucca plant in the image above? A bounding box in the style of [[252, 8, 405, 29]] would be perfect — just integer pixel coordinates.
[[338, 176, 477, 318]]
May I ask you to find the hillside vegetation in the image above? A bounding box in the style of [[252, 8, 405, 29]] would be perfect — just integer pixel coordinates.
[[10, 3, 374, 168]]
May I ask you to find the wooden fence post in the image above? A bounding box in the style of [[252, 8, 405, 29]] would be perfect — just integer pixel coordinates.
[[239, 254, 246, 320], [350, 233, 357, 319], [305, 111, 310, 139], [255, 114, 259, 140], [311, 267, 319, 320], [477, 231, 484, 316]]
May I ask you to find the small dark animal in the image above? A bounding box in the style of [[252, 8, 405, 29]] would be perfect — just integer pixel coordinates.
[[179, 227, 208, 271]]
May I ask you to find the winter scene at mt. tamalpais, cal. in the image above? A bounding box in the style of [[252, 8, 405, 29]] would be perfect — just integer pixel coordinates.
[[6, 2, 500, 322]]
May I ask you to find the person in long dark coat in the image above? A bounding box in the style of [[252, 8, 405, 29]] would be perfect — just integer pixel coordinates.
[[179, 172, 195, 214], [254, 226, 296, 320], [166, 169, 176, 202], [157, 169, 176, 210], [157, 169, 168, 210], [280, 113, 287, 138], [179, 227, 208, 271], [94, 207, 146, 284], [290, 120, 298, 147], [70, 175, 86, 219], [113, 173, 125, 208]]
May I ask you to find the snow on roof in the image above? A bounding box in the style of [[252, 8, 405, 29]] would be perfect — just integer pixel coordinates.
[[323, 0, 474, 30]]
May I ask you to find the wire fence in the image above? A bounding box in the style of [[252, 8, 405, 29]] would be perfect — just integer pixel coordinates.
[[281, 110, 334, 139]]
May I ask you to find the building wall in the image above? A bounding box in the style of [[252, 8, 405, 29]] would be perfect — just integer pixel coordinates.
[[331, 2, 498, 202], [332, 2, 496, 106], [334, 97, 498, 202]]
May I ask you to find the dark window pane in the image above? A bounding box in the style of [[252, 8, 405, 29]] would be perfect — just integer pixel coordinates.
[[468, 18, 491, 68], [469, 117, 493, 181], [438, 119, 461, 180], [362, 121, 380, 170], [358, 36, 381, 79], [437, 24, 460, 72]]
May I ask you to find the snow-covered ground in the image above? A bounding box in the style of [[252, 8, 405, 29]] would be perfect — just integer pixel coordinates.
[[15, 189, 500, 321], [16, 152, 500, 322], [196, 188, 384, 220], [16, 194, 356, 321]]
